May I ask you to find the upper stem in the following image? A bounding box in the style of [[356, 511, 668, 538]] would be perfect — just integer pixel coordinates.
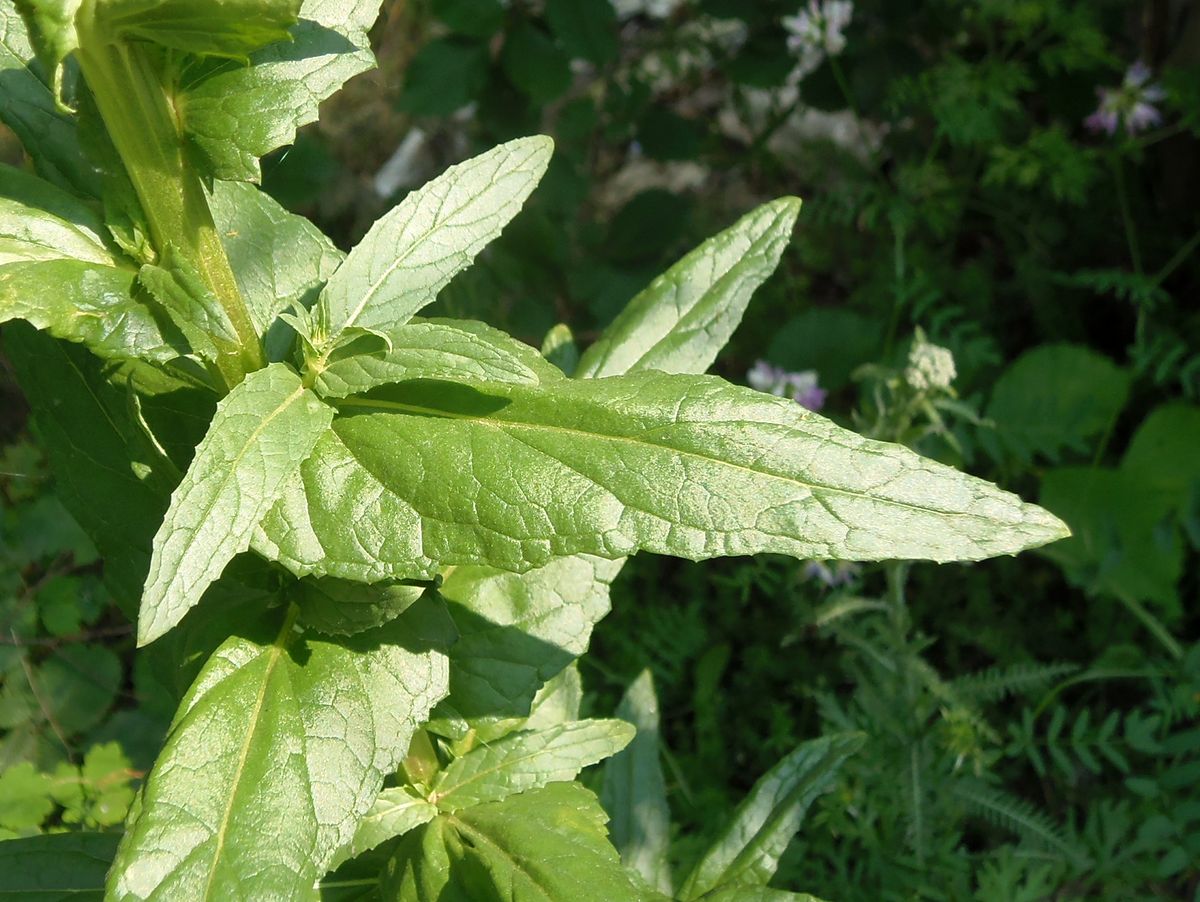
[[73, 18, 265, 387]]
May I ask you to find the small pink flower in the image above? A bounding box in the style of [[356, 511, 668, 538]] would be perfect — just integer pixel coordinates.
[[747, 360, 827, 412], [1085, 61, 1167, 136]]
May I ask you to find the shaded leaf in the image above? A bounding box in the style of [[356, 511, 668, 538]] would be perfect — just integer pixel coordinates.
[[97, 0, 300, 59], [331, 785, 437, 870], [985, 344, 1129, 465], [296, 577, 427, 637], [678, 734, 863, 899], [602, 670, 672, 895], [0, 832, 120, 900]]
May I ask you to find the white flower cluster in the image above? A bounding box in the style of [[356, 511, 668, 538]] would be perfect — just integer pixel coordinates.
[[905, 336, 957, 392], [782, 1, 853, 75]]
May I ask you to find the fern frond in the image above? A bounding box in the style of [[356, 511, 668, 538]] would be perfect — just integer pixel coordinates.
[[953, 662, 1078, 704], [952, 779, 1088, 866]]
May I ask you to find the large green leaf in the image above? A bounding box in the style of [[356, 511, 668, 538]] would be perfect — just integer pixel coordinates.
[[109, 598, 452, 901], [577, 198, 801, 378], [210, 180, 344, 336], [0, 8, 97, 197], [315, 137, 553, 350], [139, 363, 333, 645], [295, 577, 427, 637], [0, 832, 119, 900], [181, 0, 383, 181], [601, 670, 672, 895], [700, 891, 825, 902], [984, 344, 1130, 465], [3, 325, 178, 614], [256, 371, 1067, 584], [96, 0, 300, 59], [678, 734, 863, 900], [429, 720, 634, 812], [383, 783, 654, 901]]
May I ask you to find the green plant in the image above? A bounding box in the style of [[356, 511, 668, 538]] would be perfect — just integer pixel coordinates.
[[0, 2, 1070, 899]]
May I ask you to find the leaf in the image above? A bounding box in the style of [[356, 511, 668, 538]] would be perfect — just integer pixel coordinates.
[[295, 577, 428, 636], [0, 163, 110, 265], [678, 734, 863, 899], [398, 37, 488, 116], [138, 363, 333, 645], [0, 832, 120, 900], [1121, 403, 1200, 513], [431, 556, 621, 730], [0, 259, 187, 365], [0, 762, 53, 830], [1039, 466, 1182, 615], [501, 23, 571, 104], [109, 598, 452, 901], [315, 136, 553, 349], [38, 644, 122, 735], [984, 344, 1130, 465], [578, 199, 800, 378], [11, 0, 79, 115], [430, 720, 634, 812], [331, 785, 438, 870], [699, 891, 825, 902], [601, 670, 672, 895], [0, 7, 97, 197], [2, 326, 178, 613], [543, 0, 618, 65], [257, 371, 1068, 585], [181, 0, 382, 181], [767, 308, 884, 392], [210, 179, 344, 337], [383, 783, 653, 901], [431, 0, 504, 38], [96, 0, 301, 59], [314, 319, 557, 400]]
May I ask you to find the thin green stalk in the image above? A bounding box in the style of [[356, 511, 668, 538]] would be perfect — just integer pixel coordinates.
[[1111, 155, 1143, 276], [1152, 224, 1200, 287], [73, 13, 264, 387]]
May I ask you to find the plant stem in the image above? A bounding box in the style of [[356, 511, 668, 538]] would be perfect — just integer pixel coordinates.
[[73, 23, 264, 387], [1111, 155, 1143, 276]]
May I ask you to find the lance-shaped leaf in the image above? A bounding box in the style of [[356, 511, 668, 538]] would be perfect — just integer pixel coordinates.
[[602, 670, 672, 895], [109, 598, 453, 902], [96, 0, 300, 59], [256, 371, 1068, 586], [181, 0, 383, 181], [210, 180, 344, 336], [577, 198, 801, 378], [315, 136, 553, 349], [0, 8, 97, 197], [383, 783, 656, 901], [0, 831, 119, 901], [701, 891, 826, 902], [314, 318, 558, 399], [429, 720, 634, 812], [331, 785, 438, 870], [139, 363, 333, 645], [678, 734, 864, 900]]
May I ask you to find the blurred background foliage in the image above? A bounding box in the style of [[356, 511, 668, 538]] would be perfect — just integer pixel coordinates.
[[2, 0, 1199, 897]]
